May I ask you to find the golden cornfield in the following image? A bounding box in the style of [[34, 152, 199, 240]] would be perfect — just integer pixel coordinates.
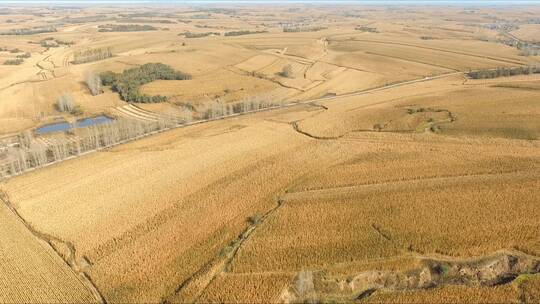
[[0, 3, 539, 304]]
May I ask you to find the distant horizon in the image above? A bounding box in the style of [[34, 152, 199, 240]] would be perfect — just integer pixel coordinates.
[[2, 0, 540, 6]]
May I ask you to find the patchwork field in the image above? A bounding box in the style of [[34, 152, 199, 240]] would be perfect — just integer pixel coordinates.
[[0, 3, 539, 304]]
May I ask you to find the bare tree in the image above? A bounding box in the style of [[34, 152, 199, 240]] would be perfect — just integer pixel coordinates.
[[294, 271, 318, 304], [85, 72, 103, 96], [73, 47, 113, 64], [280, 64, 293, 78], [56, 94, 75, 112], [0, 115, 185, 179]]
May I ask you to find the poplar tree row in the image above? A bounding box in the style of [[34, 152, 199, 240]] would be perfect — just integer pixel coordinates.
[[467, 65, 540, 79], [73, 47, 113, 64], [0, 117, 176, 179], [0, 91, 286, 179]]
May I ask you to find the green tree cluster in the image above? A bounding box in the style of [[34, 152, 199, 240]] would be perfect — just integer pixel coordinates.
[[101, 63, 191, 103]]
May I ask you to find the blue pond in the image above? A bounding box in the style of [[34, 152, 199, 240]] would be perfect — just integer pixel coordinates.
[[36, 115, 114, 135]]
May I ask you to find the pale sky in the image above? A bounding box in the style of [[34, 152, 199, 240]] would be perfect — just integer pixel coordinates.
[[1, 0, 539, 4]]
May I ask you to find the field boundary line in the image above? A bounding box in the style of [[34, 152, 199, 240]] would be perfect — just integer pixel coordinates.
[[164, 197, 286, 303], [0, 189, 106, 304], [283, 168, 540, 201], [338, 38, 526, 66]]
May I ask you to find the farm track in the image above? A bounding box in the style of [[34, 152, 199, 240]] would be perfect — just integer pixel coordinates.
[[0, 75, 67, 92], [306, 71, 462, 103], [232, 36, 370, 95], [35, 54, 57, 80], [114, 60, 140, 67], [0, 50, 65, 92], [0, 190, 106, 304], [62, 54, 71, 67], [301, 37, 328, 80]]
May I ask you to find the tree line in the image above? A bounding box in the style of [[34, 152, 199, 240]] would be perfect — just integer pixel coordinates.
[[100, 63, 191, 103], [467, 66, 540, 79], [119, 12, 178, 18], [72, 47, 113, 64], [116, 18, 176, 24], [98, 24, 157, 32], [283, 26, 326, 32], [0, 117, 177, 179], [0, 26, 56, 35], [224, 30, 267, 36], [180, 31, 219, 38], [55, 94, 83, 115], [517, 43, 540, 56], [3, 59, 24, 65], [40, 37, 73, 48], [355, 26, 378, 33], [1, 46, 30, 65], [188, 91, 286, 120], [0, 91, 288, 179]]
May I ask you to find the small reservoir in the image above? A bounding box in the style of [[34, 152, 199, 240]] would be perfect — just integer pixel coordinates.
[[36, 115, 114, 135]]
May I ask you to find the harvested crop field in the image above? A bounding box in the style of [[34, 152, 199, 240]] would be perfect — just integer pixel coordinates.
[[0, 3, 539, 304], [3, 71, 540, 302], [0, 193, 97, 303]]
